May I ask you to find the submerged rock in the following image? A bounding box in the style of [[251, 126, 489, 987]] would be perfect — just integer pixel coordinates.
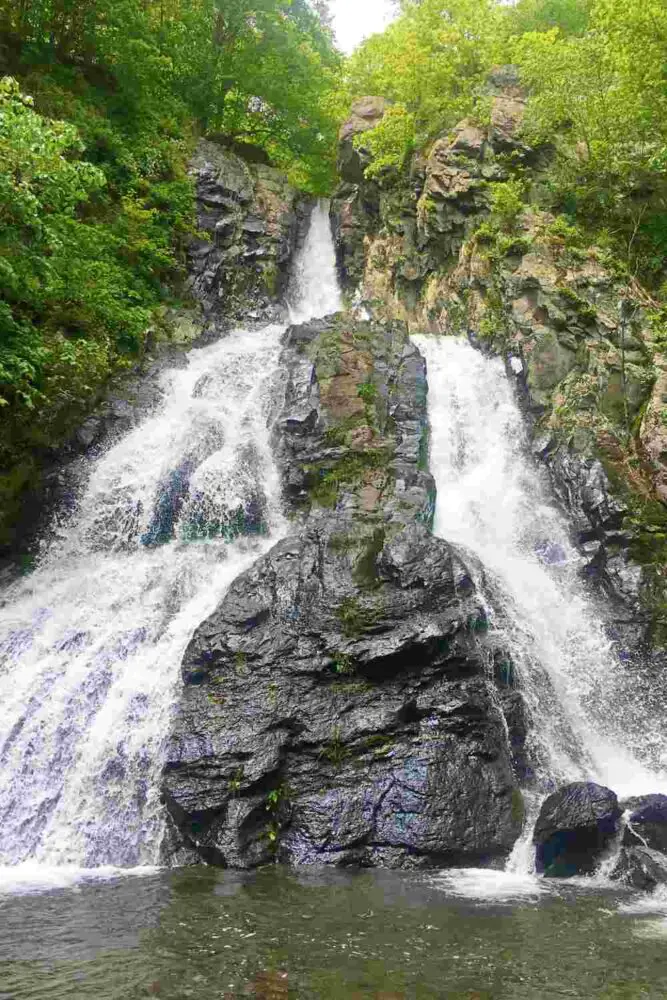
[[611, 845, 667, 893], [622, 794, 667, 854], [533, 782, 622, 877]]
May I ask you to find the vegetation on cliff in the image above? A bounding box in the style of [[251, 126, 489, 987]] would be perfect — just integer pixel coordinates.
[[334, 0, 667, 640], [345, 0, 667, 293], [0, 0, 340, 545]]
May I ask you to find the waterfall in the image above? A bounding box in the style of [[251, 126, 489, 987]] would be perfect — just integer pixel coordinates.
[[288, 199, 342, 323], [413, 336, 667, 809], [0, 201, 341, 873]]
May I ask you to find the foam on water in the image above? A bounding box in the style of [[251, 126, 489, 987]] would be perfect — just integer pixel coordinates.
[[428, 868, 546, 903]]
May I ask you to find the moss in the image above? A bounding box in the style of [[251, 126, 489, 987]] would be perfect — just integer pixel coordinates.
[[331, 651, 355, 675], [307, 446, 395, 509], [511, 789, 525, 826], [323, 425, 348, 448], [233, 651, 249, 677], [557, 286, 598, 322], [0, 458, 40, 549], [320, 726, 349, 768], [418, 422, 430, 472], [228, 766, 244, 795], [330, 679, 372, 695], [328, 532, 357, 554], [353, 527, 386, 590], [336, 595, 383, 638]]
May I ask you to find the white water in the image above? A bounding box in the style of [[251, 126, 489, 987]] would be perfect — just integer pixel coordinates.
[[0, 201, 340, 882], [289, 198, 342, 323], [415, 336, 667, 890]]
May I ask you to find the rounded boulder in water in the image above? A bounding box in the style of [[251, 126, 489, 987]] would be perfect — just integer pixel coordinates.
[[533, 781, 622, 877], [621, 794, 667, 853], [610, 845, 667, 892]]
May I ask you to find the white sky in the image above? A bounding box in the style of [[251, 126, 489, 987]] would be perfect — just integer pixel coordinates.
[[330, 0, 397, 54]]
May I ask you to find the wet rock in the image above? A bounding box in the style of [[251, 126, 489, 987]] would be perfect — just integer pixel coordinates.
[[622, 794, 667, 853], [162, 316, 522, 870], [640, 367, 667, 504], [188, 139, 310, 323], [162, 521, 521, 869], [533, 782, 622, 876], [611, 845, 667, 892]]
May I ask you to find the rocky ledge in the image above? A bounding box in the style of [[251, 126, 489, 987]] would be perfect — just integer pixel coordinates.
[[161, 315, 524, 869], [187, 140, 310, 326]]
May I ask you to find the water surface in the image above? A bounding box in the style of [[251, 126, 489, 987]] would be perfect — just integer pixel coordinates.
[[2, 866, 667, 999]]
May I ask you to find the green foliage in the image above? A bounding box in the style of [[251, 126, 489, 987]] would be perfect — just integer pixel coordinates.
[[489, 180, 526, 230], [0, 75, 180, 495], [512, 0, 667, 286], [357, 380, 378, 404], [507, 0, 592, 36], [345, 0, 505, 162], [343, 0, 667, 289], [355, 104, 415, 178], [0, 0, 341, 543]]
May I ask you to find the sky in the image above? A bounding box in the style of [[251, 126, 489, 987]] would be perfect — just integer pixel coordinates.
[[329, 0, 396, 54]]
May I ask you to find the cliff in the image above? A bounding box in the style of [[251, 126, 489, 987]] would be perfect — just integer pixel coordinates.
[[331, 69, 667, 660]]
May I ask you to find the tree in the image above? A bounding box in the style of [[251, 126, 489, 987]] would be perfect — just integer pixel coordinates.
[[513, 0, 667, 280], [344, 0, 504, 174]]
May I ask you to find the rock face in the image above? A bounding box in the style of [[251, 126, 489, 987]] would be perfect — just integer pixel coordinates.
[[533, 782, 622, 877], [338, 96, 388, 184], [161, 315, 523, 869], [187, 140, 309, 324], [331, 66, 667, 655]]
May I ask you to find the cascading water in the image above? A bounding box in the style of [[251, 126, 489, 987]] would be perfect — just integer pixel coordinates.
[[413, 337, 667, 837], [288, 199, 342, 323], [0, 200, 340, 876]]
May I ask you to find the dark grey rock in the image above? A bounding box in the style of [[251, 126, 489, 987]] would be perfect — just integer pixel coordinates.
[[622, 794, 667, 854], [161, 520, 521, 869], [533, 782, 622, 877], [161, 316, 522, 870], [187, 139, 310, 324], [611, 845, 667, 892]]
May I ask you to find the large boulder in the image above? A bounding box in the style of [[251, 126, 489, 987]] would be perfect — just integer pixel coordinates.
[[533, 782, 622, 876], [161, 316, 522, 870], [622, 794, 667, 854], [161, 521, 522, 870]]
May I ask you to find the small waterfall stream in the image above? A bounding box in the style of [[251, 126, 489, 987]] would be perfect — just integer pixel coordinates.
[[414, 336, 667, 875], [0, 201, 340, 876]]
